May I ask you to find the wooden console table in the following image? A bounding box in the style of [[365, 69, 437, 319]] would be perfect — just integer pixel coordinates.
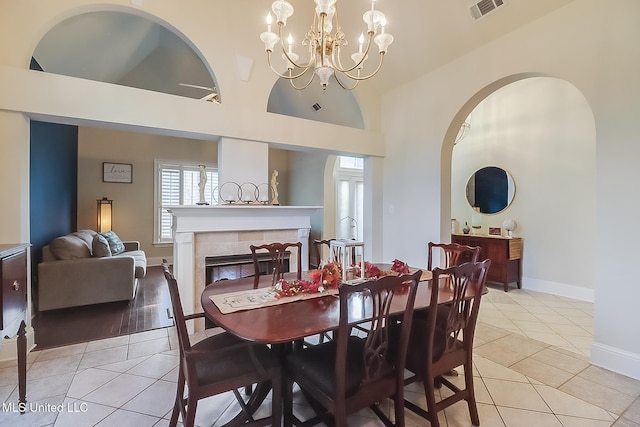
[[0, 243, 29, 412], [451, 234, 522, 292]]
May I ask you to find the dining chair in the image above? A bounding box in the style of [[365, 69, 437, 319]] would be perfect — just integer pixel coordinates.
[[313, 238, 334, 268], [427, 241, 481, 270], [250, 241, 302, 289], [401, 260, 491, 427], [161, 261, 282, 427], [426, 241, 482, 379], [283, 270, 422, 427]]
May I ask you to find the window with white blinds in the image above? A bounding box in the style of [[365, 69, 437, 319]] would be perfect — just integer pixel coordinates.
[[155, 161, 218, 243]]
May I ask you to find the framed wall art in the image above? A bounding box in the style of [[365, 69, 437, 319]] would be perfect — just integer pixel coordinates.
[[489, 227, 502, 236], [103, 162, 133, 183]]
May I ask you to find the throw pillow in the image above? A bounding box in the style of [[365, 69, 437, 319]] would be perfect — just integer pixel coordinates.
[[92, 234, 112, 257], [99, 230, 126, 255], [72, 230, 97, 249], [49, 235, 91, 260]]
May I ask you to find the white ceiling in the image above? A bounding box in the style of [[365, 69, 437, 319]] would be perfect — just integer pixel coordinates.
[[31, 1, 575, 128]]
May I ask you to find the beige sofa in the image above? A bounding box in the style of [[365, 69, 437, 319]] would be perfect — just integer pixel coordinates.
[[37, 230, 147, 311]]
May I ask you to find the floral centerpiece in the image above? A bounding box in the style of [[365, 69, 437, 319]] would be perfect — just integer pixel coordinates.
[[390, 258, 410, 274], [273, 260, 413, 298], [273, 262, 342, 298], [354, 259, 410, 278], [273, 279, 322, 298], [355, 261, 382, 278]]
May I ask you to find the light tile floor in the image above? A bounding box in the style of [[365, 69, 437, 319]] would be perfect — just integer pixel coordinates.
[[1, 287, 639, 426]]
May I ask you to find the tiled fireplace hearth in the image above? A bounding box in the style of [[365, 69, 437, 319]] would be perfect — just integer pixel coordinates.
[[167, 205, 322, 328]]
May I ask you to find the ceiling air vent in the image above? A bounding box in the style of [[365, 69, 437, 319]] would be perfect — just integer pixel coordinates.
[[311, 103, 322, 112], [470, 0, 506, 20]]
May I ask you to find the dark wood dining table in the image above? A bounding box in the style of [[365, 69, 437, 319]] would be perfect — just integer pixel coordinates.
[[199, 265, 483, 425], [200, 267, 438, 345]]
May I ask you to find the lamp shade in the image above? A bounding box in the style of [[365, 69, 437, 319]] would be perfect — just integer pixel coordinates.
[[97, 197, 113, 232]]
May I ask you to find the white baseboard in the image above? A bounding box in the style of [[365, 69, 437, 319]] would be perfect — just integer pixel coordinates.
[[591, 341, 640, 381], [0, 326, 35, 362], [522, 277, 594, 302]]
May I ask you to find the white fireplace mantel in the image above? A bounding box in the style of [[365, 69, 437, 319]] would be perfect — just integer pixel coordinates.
[[167, 205, 322, 319], [168, 205, 323, 234]]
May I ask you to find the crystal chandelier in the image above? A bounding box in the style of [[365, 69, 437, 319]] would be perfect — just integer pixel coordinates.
[[259, 0, 393, 90]]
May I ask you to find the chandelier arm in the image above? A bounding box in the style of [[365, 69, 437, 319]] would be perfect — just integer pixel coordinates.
[[277, 24, 315, 70], [266, 52, 313, 80], [332, 32, 375, 74], [289, 71, 316, 91], [333, 73, 359, 91], [339, 53, 386, 81]]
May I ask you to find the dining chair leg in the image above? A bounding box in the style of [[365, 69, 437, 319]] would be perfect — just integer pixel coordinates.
[[464, 362, 480, 426], [170, 371, 186, 427], [334, 408, 348, 427], [394, 392, 406, 427], [184, 396, 197, 427], [169, 400, 180, 427], [423, 375, 441, 427], [434, 375, 443, 389]]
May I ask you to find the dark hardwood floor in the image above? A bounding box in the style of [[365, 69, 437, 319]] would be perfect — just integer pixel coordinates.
[[33, 266, 174, 350]]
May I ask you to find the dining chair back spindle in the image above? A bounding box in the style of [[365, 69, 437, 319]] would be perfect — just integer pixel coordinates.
[[161, 260, 282, 427], [402, 260, 491, 427], [283, 270, 422, 427], [250, 242, 302, 289]]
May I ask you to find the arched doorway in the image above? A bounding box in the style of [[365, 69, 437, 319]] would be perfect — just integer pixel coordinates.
[[445, 76, 596, 300]]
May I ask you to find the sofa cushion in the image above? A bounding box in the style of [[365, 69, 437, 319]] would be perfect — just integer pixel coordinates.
[[113, 250, 147, 278], [99, 231, 125, 255], [49, 235, 91, 260], [92, 234, 112, 257]]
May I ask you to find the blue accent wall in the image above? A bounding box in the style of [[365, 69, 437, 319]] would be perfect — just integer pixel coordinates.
[[29, 120, 78, 270]]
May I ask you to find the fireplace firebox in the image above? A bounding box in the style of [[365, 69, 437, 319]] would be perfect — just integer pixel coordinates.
[[205, 252, 291, 286]]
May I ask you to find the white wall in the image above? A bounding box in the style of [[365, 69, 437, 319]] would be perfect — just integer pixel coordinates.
[[451, 77, 596, 299], [381, 0, 640, 379]]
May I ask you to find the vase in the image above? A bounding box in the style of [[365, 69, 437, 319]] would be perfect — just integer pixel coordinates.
[[462, 222, 470, 234]]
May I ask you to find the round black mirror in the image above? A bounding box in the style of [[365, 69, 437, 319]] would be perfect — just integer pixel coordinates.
[[466, 166, 515, 214]]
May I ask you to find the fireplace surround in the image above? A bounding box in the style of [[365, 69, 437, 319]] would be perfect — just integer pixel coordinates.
[[167, 205, 322, 329]]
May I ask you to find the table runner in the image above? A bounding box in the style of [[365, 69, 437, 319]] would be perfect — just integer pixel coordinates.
[[210, 287, 340, 314]]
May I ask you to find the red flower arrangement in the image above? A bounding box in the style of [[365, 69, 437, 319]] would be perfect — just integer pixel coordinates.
[[390, 258, 410, 274], [273, 279, 322, 298], [320, 262, 342, 288], [273, 262, 342, 298], [272, 261, 411, 298], [356, 261, 382, 278]]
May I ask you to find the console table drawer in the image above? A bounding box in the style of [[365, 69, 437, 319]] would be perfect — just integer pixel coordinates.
[[0, 246, 28, 330]]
